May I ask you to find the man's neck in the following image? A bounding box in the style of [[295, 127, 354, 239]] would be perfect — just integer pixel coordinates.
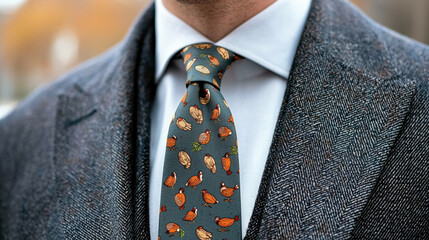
[[162, 0, 276, 42]]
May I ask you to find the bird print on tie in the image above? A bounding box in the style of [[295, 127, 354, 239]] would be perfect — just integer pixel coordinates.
[[158, 43, 242, 239]]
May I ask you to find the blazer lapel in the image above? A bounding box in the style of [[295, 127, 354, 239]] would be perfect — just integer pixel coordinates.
[[246, 0, 415, 239], [52, 3, 155, 239]]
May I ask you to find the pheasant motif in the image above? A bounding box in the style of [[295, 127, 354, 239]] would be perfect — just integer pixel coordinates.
[[158, 43, 241, 238]]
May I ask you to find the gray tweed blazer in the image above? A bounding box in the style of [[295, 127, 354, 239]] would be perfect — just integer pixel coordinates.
[[1, 0, 428, 239]]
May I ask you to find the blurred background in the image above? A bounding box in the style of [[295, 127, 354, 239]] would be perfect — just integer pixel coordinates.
[[0, 0, 428, 118]]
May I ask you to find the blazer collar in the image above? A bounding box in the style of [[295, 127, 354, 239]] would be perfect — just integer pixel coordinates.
[[245, 0, 412, 238]]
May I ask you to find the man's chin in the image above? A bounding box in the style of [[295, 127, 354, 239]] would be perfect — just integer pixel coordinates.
[[176, 0, 216, 4]]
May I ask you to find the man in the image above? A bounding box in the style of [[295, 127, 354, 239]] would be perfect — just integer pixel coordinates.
[[0, 0, 428, 239]]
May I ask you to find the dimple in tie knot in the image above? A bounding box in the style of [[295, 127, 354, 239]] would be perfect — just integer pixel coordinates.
[[180, 43, 238, 89]]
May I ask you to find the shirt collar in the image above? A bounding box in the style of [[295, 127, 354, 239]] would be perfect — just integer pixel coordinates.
[[155, 0, 312, 81]]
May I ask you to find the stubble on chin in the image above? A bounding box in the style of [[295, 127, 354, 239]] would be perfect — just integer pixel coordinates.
[[176, 0, 217, 4]]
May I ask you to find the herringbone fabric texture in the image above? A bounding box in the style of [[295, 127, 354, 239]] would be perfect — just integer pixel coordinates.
[[158, 43, 242, 239], [1, 1, 428, 239]]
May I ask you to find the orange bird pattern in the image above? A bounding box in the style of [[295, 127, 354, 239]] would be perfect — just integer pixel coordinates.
[[166, 135, 177, 151], [159, 43, 241, 239], [165, 222, 182, 236], [164, 172, 176, 189], [211, 104, 221, 121], [181, 92, 188, 106], [201, 189, 219, 208], [175, 188, 186, 210], [199, 130, 211, 145], [183, 207, 198, 223], [228, 114, 234, 125], [215, 216, 239, 232], [221, 153, 232, 175], [186, 171, 203, 189], [218, 126, 232, 140], [159, 205, 167, 214], [220, 182, 239, 202]]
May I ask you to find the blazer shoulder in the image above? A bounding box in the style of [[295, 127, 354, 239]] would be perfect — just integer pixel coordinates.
[[348, 0, 428, 93], [379, 24, 429, 80], [312, 0, 428, 81], [0, 43, 120, 128], [0, 43, 123, 198], [336, 0, 429, 69], [370, 17, 429, 123], [377, 23, 429, 108]]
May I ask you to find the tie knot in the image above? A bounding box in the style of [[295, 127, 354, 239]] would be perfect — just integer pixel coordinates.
[[180, 43, 237, 89]]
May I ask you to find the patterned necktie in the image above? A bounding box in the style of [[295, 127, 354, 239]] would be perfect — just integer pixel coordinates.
[[158, 43, 242, 240]]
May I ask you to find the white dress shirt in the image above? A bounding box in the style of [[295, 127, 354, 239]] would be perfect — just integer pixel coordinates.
[[149, 0, 311, 238]]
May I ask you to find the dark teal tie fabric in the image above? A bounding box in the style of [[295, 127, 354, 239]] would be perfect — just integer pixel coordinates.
[[158, 43, 242, 239]]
